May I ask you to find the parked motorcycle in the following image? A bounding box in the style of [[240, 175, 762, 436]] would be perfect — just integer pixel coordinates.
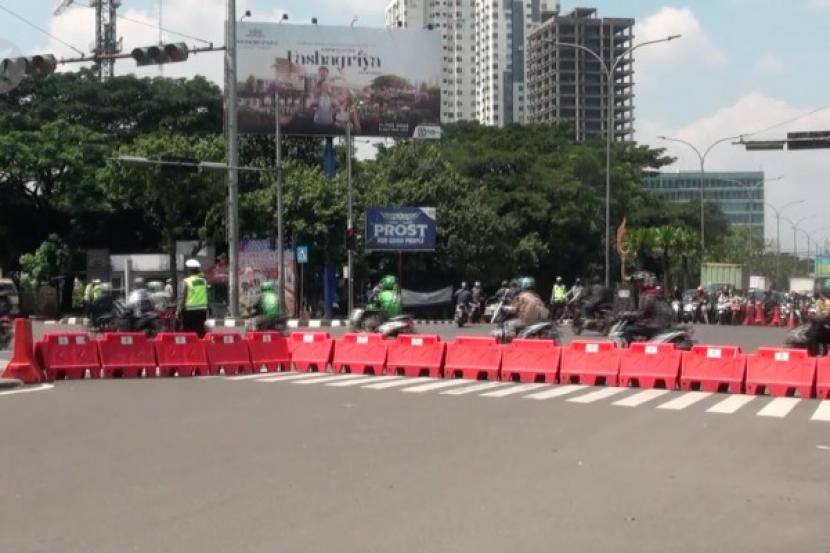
[[349, 306, 415, 338], [607, 312, 695, 350]]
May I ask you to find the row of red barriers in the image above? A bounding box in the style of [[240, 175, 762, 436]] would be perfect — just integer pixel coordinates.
[[5, 323, 828, 399]]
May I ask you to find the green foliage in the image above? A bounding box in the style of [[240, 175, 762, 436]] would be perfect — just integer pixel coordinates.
[[624, 225, 699, 291], [18, 235, 71, 290]]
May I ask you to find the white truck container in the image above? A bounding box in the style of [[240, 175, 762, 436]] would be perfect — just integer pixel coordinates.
[[788, 277, 816, 295], [749, 275, 771, 291]]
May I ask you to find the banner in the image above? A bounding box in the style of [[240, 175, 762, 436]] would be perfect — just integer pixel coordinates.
[[236, 22, 442, 138], [817, 255, 830, 279], [365, 207, 437, 252], [402, 286, 453, 307]]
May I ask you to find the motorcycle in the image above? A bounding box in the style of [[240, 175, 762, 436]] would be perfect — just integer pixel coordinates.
[[0, 316, 12, 350], [607, 312, 695, 350], [349, 306, 415, 339], [489, 301, 559, 344], [785, 320, 830, 357], [572, 304, 613, 336], [715, 300, 731, 325]]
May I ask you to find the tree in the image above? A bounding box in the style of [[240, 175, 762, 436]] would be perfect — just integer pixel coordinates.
[[623, 226, 699, 291], [100, 133, 226, 294]]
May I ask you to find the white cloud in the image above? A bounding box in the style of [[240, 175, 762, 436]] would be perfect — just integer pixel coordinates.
[[634, 7, 727, 69], [753, 53, 784, 76], [639, 93, 830, 250]]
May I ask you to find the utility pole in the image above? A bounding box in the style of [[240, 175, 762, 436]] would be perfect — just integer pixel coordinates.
[[274, 90, 285, 312], [225, 0, 240, 318], [346, 122, 354, 315]]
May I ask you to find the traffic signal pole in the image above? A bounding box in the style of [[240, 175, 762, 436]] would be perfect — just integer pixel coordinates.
[[346, 122, 354, 315], [274, 90, 286, 313], [225, 0, 241, 318]]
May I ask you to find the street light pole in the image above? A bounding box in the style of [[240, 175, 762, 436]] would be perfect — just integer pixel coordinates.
[[658, 134, 744, 256], [765, 200, 804, 285], [346, 122, 354, 315], [225, 0, 240, 318], [545, 34, 680, 288], [274, 90, 285, 311], [785, 215, 816, 275], [715, 175, 782, 258]]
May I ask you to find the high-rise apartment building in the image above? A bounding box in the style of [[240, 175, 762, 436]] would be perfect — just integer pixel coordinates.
[[384, 0, 553, 126], [526, 7, 635, 141]]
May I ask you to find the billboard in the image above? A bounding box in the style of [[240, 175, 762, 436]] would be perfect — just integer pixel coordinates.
[[365, 207, 437, 252], [236, 22, 442, 138], [816, 255, 830, 278]]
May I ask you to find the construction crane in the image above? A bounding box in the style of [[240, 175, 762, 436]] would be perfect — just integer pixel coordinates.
[[53, 0, 121, 81], [53, 0, 75, 16]]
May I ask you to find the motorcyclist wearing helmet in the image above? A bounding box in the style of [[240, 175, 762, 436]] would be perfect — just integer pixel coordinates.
[[581, 275, 608, 320], [471, 281, 484, 322], [178, 258, 209, 336], [454, 281, 472, 311], [504, 277, 548, 337], [495, 280, 512, 301], [377, 275, 403, 318], [127, 277, 154, 319], [623, 274, 673, 344], [254, 280, 283, 330], [695, 285, 710, 324], [148, 281, 168, 312], [805, 279, 830, 352]]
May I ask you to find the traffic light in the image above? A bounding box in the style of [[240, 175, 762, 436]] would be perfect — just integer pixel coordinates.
[[787, 131, 830, 151], [0, 55, 57, 78], [131, 43, 189, 66]]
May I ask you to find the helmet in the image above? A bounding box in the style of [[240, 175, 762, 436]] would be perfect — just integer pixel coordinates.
[[92, 279, 102, 285], [556, 276, 563, 283], [380, 275, 397, 291], [185, 258, 201, 270], [460, 281, 468, 289], [501, 280, 508, 288], [820, 279, 830, 298], [697, 286, 705, 294], [133, 277, 145, 288], [518, 276, 536, 291], [261, 281, 275, 292], [575, 278, 582, 285], [474, 281, 481, 287]]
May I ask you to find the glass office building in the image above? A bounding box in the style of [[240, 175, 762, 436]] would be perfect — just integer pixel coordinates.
[[642, 171, 765, 230]]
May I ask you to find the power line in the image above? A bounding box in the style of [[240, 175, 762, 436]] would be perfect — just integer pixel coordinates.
[[0, 2, 85, 55], [744, 103, 830, 138]]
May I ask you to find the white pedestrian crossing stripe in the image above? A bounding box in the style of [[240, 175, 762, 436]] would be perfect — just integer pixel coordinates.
[[613, 389, 669, 407], [756, 397, 800, 418], [706, 394, 756, 414], [225, 372, 830, 423], [657, 391, 712, 411], [480, 383, 547, 398], [441, 381, 506, 395]]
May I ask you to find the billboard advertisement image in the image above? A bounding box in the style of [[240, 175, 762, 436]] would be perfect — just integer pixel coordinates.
[[365, 207, 437, 252], [236, 22, 442, 138]]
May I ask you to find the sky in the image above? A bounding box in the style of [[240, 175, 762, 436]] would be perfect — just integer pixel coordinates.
[[2, 0, 830, 251]]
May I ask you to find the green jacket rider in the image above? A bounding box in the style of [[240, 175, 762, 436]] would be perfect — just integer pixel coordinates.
[[376, 275, 402, 318]]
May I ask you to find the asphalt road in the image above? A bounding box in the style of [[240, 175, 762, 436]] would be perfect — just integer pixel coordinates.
[[1, 372, 829, 553]]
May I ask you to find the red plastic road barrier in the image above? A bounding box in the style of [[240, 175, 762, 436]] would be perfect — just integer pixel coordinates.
[[680, 345, 746, 394], [746, 347, 816, 398], [98, 333, 157, 378], [619, 342, 682, 389], [1, 318, 43, 384], [444, 336, 502, 380], [754, 304, 766, 326], [205, 333, 253, 376], [36, 332, 100, 381], [500, 339, 560, 383], [560, 340, 621, 386], [246, 332, 290, 373], [153, 333, 209, 377], [289, 332, 334, 373], [817, 356, 830, 400], [332, 333, 389, 375], [743, 303, 755, 326], [386, 335, 446, 378], [770, 304, 782, 327]]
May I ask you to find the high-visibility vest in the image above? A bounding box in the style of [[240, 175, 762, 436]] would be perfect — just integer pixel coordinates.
[[184, 275, 208, 311], [552, 284, 566, 302]]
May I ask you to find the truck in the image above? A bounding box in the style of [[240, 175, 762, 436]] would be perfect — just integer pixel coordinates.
[[700, 263, 749, 292]]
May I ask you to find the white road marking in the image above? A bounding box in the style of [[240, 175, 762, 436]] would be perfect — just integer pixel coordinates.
[[327, 376, 400, 387], [810, 401, 830, 422], [568, 387, 628, 404], [363, 377, 436, 390], [440, 381, 506, 395], [480, 383, 547, 398], [257, 372, 331, 383], [292, 374, 367, 385], [612, 389, 669, 407], [657, 391, 712, 411], [524, 384, 587, 400], [0, 384, 55, 396], [756, 397, 800, 418], [706, 395, 756, 414], [401, 380, 474, 393], [226, 372, 295, 381]]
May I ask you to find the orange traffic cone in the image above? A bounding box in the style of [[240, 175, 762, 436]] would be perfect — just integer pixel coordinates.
[[743, 303, 755, 326], [770, 304, 782, 327], [788, 308, 797, 329], [754, 303, 766, 326], [1, 318, 43, 384]]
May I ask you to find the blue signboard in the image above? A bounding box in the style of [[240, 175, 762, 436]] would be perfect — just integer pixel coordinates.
[[365, 207, 437, 252], [296, 245, 309, 264]]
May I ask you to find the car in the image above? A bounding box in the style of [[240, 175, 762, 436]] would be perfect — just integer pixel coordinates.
[[0, 278, 20, 316]]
